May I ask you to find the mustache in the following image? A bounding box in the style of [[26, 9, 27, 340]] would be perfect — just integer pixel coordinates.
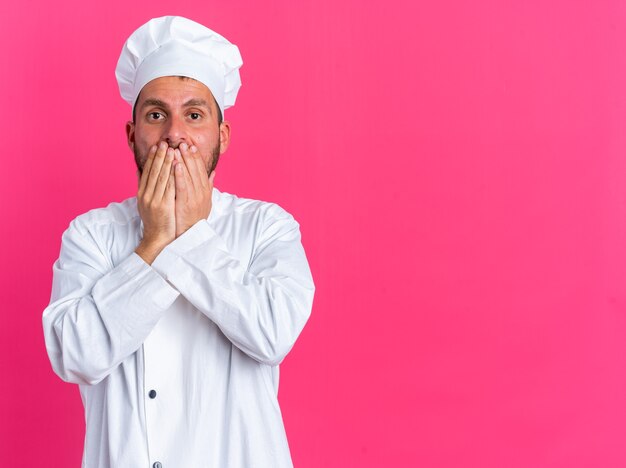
[[134, 143, 220, 177]]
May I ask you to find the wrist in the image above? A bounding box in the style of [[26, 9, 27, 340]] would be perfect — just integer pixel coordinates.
[[135, 239, 168, 265]]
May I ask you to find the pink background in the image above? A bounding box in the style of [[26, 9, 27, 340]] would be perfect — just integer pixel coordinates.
[[2, 1, 626, 466]]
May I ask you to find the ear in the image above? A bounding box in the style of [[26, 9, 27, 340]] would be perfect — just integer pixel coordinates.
[[219, 121, 231, 155], [125, 120, 135, 151]]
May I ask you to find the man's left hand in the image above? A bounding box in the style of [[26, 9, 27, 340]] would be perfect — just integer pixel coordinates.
[[173, 142, 215, 238]]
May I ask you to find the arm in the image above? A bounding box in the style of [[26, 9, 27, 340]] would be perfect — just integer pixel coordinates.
[[151, 205, 315, 366], [42, 142, 180, 385], [148, 142, 314, 366], [42, 219, 180, 385]]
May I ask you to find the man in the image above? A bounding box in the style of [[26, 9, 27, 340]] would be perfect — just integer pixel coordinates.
[[42, 16, 314, 468]]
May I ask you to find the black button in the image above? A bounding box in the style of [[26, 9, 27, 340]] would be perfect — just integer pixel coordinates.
[[153, 462, 162, 468], [148, 390, 157, 399]]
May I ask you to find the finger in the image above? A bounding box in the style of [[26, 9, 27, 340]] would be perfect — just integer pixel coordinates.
[[164, 170, 175, 203], [191, 144, 210, 188], [174, 148, 191, 191], [145, 141, 169, 198], [208, 170, 216, 188], [180, 143, 202, 191], [154, 147, 175, 202], [174, 147, 182, 164], [138, 144, 157, 195], [174, 157, 188, 202], [181, 146, 202, 199]]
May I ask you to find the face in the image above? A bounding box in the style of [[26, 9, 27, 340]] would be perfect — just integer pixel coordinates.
[[126, 76, 231, 178]]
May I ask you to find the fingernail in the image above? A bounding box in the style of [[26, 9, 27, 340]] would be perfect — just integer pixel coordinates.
[[159, 141, 167, 149], [180, 142, 188, 151], [191, 145, 198, 153]]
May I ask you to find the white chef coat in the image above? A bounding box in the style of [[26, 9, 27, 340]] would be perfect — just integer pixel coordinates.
[[42, 187, 315, 468]]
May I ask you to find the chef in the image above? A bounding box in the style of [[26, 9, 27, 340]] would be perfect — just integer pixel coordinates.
[[42, 15, 315, 468]]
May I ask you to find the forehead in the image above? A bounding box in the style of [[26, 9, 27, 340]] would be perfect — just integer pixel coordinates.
[[137, 76, 215, 107]]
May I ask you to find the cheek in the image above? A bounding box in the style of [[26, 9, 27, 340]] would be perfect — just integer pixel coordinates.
[[134, 125, 161, 147], [190, 134, 206, 146], [190, 136, 212, 157]]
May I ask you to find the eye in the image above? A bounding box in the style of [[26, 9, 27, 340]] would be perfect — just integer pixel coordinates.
[[148, 112, 163, 120], [189, 112, 201, 120]]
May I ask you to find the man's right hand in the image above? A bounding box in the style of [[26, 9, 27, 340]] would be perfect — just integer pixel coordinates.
[[135, 141, 176, 265]]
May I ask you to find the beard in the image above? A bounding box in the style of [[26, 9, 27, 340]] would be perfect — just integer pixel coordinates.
[[134, 142, 221, 180]]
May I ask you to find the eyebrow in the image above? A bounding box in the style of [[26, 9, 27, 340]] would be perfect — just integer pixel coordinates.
[[141, 98, 168, 109], [141, 98, 212, 113], [183, 98, 210, 109]]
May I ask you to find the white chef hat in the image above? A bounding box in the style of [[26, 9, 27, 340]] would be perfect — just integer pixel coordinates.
[[115, 16, 243, 119]]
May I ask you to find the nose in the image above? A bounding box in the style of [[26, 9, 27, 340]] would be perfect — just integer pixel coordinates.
[[163, 113, 188, 148]]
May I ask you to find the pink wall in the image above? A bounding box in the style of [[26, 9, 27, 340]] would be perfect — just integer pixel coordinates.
[[2, 1, 626, 466]]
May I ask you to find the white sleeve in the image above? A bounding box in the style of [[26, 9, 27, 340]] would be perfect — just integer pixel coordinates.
[[151, 206, 315, 366], [42, 218, 180, 385]]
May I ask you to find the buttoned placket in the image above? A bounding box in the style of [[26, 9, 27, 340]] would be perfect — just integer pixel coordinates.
[[135, 221, 163, 468], [143, 323, 165, 468]]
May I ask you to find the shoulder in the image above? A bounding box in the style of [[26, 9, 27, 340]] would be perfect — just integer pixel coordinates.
[[68, 197, 140, 235], [57, 197, 139, 267], [215, 189, 296, 225], [215, 189, 300, 246]]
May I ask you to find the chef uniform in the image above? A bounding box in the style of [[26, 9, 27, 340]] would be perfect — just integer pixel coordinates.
[[42, 16, 315, 468]]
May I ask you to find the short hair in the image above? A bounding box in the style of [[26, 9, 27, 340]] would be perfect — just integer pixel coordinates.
[[132, 76, 223, 125]]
